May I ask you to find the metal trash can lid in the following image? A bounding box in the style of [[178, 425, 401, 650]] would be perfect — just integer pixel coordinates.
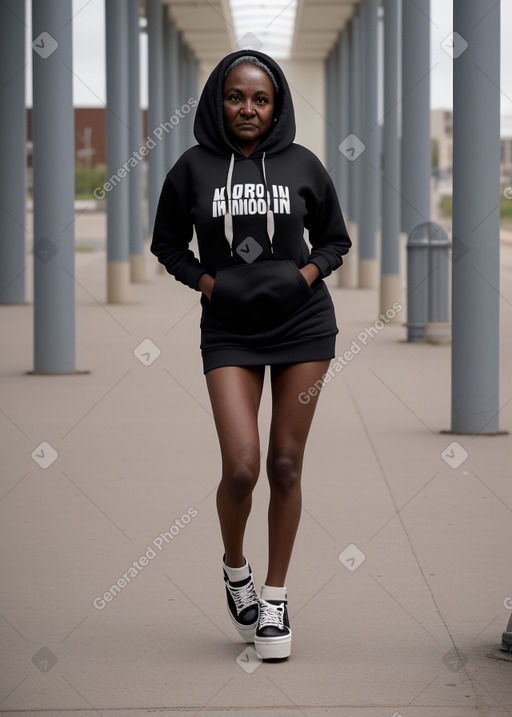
[[407, 221, 450, 247]]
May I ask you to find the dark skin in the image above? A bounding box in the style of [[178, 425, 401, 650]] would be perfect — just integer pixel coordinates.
[[198, 63, 320, 299], [201, 62, 326, 585]]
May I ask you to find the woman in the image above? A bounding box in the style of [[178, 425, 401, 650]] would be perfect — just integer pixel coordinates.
[[151, 50, 351, 660]]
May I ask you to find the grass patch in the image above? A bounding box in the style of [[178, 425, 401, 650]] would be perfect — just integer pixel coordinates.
[[75, 162, 105, 199], [440, 186, 512, 221]]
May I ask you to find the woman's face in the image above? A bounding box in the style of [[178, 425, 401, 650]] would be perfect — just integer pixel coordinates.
[[223, 63, 275, 156]]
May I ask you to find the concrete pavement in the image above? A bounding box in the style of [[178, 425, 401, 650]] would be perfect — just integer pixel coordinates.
[[1, 213, 511, 716]]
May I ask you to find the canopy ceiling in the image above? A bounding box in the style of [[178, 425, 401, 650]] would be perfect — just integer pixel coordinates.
[[155, 0, 361, 63]]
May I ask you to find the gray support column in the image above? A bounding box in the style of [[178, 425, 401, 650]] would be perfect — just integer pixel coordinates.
[[332, 39, 341, 185], [186, 47, 197, 149], [401, 0, 430, 233], [32, 0, 75, 372], [380, 0, 401, 319], [177, 35, 196, 156], [105, 0, 130, 303], [451, 1, 501, 434], [0, 0, 26, 304], [163, 10, 177, 171], [128, 0, 144, 282], [337, 25, 358, 288], [147, 0, 165, 233], [325, 45, 336, 177], [168, 19, 181, 167], [339, 29, 350, 214], [178, 33, 188, 155], [344, 14, 361, 288], [358, 0, 380, 288]]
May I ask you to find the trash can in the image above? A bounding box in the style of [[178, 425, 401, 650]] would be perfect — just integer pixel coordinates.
[[502, 612, 512, 653], [406, 221, 451, 342]]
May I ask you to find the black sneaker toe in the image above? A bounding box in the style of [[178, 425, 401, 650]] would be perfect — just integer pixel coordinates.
[[240, 604, 259, 625]]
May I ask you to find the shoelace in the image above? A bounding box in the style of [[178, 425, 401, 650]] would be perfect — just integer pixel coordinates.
[[228, 578, 259, 616], [258, 599, 286, 630]]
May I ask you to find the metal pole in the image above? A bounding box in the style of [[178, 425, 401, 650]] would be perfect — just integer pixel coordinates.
[[333, 38, 341, 190], [344, 14, 361, 289], [147, 0, 165, 233], [128, 0, 145, 283], [106, 0, 130, 303], [451, 0, 501, 434], [163, 8, 174, 172], [338, 24, 358, 289], [358, 0, 380, 289], [339, 29, 350, 216], [168, 18, 181, 168], [178, 33, 188, 155], [0, 0, 26, 304], [187, 47, 197, 149], [32, 0, 75, 373], [325, 45, 336, 177], [380, 0, 401, 319], [401, 0, 430, 234]]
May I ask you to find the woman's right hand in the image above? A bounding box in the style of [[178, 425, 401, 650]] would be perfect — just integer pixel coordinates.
[[198, 273, 215, 302]]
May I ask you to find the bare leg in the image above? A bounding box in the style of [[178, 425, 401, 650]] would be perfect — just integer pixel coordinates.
[[205, 365, 265, 568], [265, 360, 330, 586]]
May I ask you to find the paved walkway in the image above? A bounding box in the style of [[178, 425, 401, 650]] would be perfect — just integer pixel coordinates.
[[1, 211, 511, 716]]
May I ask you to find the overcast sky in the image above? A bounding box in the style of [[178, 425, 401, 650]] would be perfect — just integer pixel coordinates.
[[25, 0, 512, 135]]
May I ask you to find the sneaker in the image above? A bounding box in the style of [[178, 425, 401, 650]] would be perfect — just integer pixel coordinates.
[[223, 564, 259, 642], [254, 598, 292, 659]]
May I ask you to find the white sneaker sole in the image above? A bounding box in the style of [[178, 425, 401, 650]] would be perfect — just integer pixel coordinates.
[[254, 631, 292, 659]]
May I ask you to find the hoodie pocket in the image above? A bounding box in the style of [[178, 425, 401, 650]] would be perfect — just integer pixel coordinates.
[[210, 259, 313, 334]]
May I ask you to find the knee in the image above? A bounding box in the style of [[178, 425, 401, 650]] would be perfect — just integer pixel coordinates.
[[220, 462, 259, 502], [267, 453, 301, 496]]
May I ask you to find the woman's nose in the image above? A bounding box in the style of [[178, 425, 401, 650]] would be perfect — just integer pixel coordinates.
[[240, 100, 255, 115]]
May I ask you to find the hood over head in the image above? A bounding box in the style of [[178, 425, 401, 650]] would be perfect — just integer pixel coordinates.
[[194, 49, 296, 157]]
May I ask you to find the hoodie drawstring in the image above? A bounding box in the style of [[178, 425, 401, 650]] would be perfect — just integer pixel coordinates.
[[224, 153, 235, 251], [224, 152, 275, 256], [262, 152, 275, 253]]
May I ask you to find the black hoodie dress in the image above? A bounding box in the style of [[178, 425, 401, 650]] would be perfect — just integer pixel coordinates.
[[151, 50, 351, 374]]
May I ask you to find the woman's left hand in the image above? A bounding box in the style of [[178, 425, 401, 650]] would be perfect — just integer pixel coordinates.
[[300, 263, 320, 287]]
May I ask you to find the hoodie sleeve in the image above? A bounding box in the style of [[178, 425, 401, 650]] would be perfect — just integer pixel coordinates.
[[151, 175, 206, 291], [304, 173, 352, 279]]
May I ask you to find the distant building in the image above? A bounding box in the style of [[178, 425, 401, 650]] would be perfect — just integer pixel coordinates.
[[431, 108, 512, 181], [27, 107, 149, 167], [431, 109, 453, 175]]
